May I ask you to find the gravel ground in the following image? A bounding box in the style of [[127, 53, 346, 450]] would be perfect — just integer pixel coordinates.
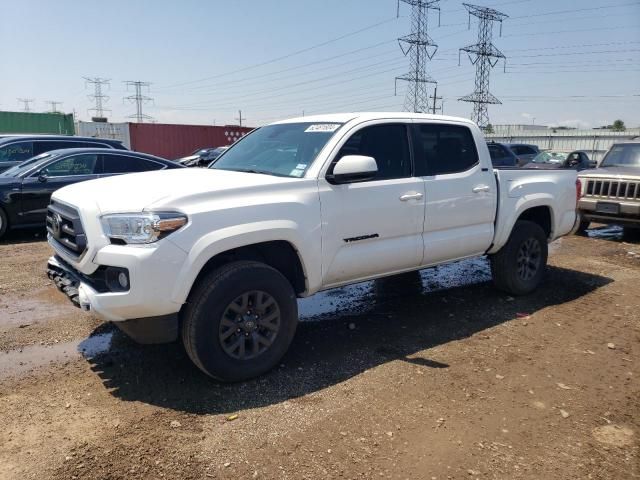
[[0, 226, 638, 480]]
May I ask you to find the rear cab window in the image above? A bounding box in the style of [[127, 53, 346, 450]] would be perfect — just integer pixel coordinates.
[[413, 124, 479, 175]]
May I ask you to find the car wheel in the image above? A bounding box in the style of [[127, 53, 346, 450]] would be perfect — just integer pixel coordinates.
[[575, 219, 590, 235], [181, 260, 298, 382], [0, 207, 8, 240], [622, 227, 640, 241], [490, 220, 548, 296]]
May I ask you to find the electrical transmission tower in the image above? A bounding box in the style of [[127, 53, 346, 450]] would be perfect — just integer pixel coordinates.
[[235, 110, 246, 127], [45, 100, 63, 113], [17, 98, 34, 112], [458, 3, 508, 129], [124, 81, 153, 123], [395, 0, 441, 113], [84, 77, 111, 120]]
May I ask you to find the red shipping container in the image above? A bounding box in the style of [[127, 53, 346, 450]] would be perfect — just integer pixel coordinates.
[[128, 123, 253, 160]]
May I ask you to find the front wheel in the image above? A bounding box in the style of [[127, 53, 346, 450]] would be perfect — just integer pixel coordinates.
[[181, 261, 298, 382], [0, 207, 7, 240], [490, 220, 548, 296]]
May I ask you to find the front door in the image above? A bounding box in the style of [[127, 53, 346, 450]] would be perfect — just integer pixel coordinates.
[[19, 153, 100, 224], [318, 122, 425, 288], [412, 122, 497, 265]]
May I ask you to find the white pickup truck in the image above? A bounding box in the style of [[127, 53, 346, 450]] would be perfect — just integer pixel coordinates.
[[46, 113, 580, 381]]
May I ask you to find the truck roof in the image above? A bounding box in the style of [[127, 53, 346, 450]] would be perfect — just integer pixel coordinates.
[[272, 112, 477, 126]]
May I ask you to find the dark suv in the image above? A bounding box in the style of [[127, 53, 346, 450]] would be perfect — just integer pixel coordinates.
[[0, 135, 127, 173]]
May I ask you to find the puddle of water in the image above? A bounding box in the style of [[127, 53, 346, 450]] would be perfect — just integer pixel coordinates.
[[298, 257, 491, 321], [0, 289, 76, 328], [0, 332, 113, 380]]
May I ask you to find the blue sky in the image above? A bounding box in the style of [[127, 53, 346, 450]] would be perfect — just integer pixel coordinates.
[[2, 0, 639, 127]]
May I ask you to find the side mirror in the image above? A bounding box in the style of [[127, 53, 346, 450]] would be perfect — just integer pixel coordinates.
[[37, 169, 48, 183], [589, 160, 597, 169], [327, 155, 378, 184]]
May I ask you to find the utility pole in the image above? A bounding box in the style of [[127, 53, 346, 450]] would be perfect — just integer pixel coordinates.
[[429, 85, 443, 114], [395, 0, 441, 113], [84, 77, 111, 120], [17, 98, 34, 112], [45, 100, 63, 113], [236, 110, 245, 127], [124, 81, 153, 123], [458, 3, 508, 130]]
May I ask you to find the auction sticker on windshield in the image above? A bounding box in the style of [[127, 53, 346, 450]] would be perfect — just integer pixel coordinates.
[[305, 124, 341, 133]]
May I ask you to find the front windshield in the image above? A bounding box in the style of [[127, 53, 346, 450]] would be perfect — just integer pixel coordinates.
[[600, 144, 640, 167], [210, 122, 343, 177], [531, 151, 568, 164], [0, 153, 53, 177]]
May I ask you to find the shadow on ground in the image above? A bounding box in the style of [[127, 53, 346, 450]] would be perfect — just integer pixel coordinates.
[[0, 227, 46, 245], [81, 263, 611, 415], [583, 224, 640, 243]]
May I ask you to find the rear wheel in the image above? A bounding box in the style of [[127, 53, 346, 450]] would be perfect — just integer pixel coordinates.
[[181, 261, 298, 382], [0, 208, 8, 240], [490, 220, 548, 296]]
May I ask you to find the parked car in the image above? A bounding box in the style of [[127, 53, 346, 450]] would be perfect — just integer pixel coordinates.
[[507, 143, 540, 166], [0, 149, 182, 239], [487, 141, 519, 167], [525, 150, 594, 171], [45, 113, 579, 381], [0, 135, 127, 173], [577, 141, 640, 235], [177, 146, 229, 167]]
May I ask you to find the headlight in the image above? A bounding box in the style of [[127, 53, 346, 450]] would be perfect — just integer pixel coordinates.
[[101, 212, 187, 244]]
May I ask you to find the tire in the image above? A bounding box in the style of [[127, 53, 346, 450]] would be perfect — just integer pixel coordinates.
[[490, 220, 548, 296], [0, 207, 7, 240], [622, 227, 640, 241], [575, 219, 590, 235], [181, 260, 298, 382]]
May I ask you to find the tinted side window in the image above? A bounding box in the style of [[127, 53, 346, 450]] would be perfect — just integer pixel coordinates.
[[414, 124, 479, 175], [512, 145, 536, 155], [335, 124, 410, 180], [488, 145, 506, 160], [33, 140, 87, 155], [42, 154, 99, 177], [102, 154, 164, 174], [0, 141, 34, 163]]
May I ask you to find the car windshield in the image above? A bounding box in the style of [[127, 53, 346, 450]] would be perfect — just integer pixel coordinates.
[[0, 153, 54, 177], [600, 144, 640, 167], [531, 151, 568, 164], [209, 122, 343, 177]]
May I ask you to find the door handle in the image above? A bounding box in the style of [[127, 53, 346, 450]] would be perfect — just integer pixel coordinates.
[[472, 185, 491, 193], [399, 192, 423, 201]]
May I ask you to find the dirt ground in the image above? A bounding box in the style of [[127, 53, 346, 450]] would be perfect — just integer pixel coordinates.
[[0, 226, 638, 480]]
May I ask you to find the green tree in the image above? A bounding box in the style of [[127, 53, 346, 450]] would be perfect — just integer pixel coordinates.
[[484, 123, 494, 134], [612, 119, 626, 132]]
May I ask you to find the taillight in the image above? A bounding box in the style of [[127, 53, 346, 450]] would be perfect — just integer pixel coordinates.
[[576, 178, 582, 206]]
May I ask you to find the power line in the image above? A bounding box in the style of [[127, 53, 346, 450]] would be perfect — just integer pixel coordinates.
[[458, 3, 508, 129], [158, 16, 400, 90], [84, 77, 111, 119], [124, 81, 154, 123], [17, 98, 34, 112]]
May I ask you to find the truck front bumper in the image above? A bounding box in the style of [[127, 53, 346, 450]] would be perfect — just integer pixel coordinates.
[[578, 198, 640, 227], [47, 254, 181, 344]]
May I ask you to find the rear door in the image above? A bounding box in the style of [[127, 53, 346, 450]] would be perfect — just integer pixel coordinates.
[[19, 153, 100, 224], [318, 122, 425, 287], [413, 122, 497, 265]]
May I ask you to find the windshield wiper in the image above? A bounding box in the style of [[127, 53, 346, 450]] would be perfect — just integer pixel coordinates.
[[215, 167, 289, 177]]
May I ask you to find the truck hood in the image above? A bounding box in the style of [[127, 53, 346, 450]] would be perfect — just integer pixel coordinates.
[[579, 165, 640, 180], [52, 168, 299, 214]]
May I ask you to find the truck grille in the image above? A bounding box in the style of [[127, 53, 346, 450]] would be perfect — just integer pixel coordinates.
[[584, 179, 640, 200], [46, 201, 87, 258]]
